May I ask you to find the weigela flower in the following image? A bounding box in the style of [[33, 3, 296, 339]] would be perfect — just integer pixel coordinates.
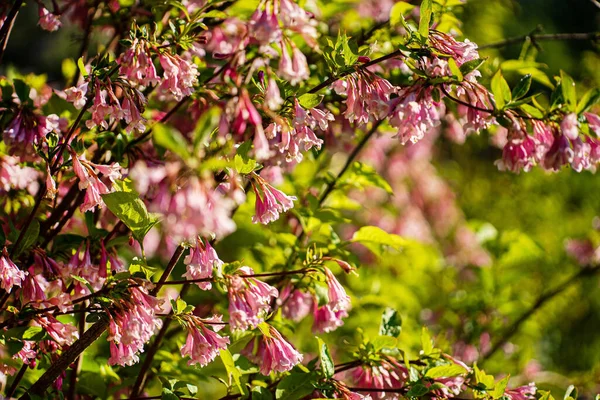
[[35, 316, 79, 346], [249, 5, 281, 45], [324, 267, 350, 312], [428, 31, 479, 67], [495, 133, 538, 173], [180, 315, 230, 366], [251, 174, 297, 224], [118, 39, 161, 88], [107, 286, 163, 366], [560, 113, 579, 140], [265, 78, 284, 111], [388, 85, 442, 144], [0, 247, 26, 293], [337, 72, 396, 124], [585, 112, 600, 135], [352, 358, 408, 399], [279, 285, 313, 322], [71, 149, 122, 213], [157, 53, 199, 101], [227, 266, 278, 331], [182, 238, 223, 290], [279, 0, 318, 47], [279, 43, 309, 86], [505, 383, 537, 400], [312, 303, 348, 333], [38, 7, 62, 32], [63, 82, 89, 109], [3, 109, 47, 154], [0, 156, 38, 194], [241, 325, 303, 375]]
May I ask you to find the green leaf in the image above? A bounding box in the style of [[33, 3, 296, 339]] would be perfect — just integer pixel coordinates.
[[425, 364, 468, 379], [298, 93, 323, 109], [275, 372, 317, 400], [407, 383, 429, 397], [77, 57, 88, 78], [343, 162, 393, 194], [564, 385, 577, 400], [421, 327, 433, 355], [13, 79, 30, 103], [389, 2, 415, 30], [234, 154, 258, 175], [4, 326, 44, 341], [560, 70, 577, 112], [459, 58, 486, 76], [251, 386, 273, 400], [473, 363, 495, 389], [101, 181, 159, 244], [511, 74, 532, 100], [351, 226, 409, 252], [193, 106, 220, 150], [491, 375, 510, 399], [220, 349, 245, 395], [316, 337, 335, 378], [418, 0, 432, 39], [13, 220, 40, 257], [371, 335, 397, 351], [379, 308, 402, 338], [161, 388, 179, 400], [491, 69, 511, 110], [153, 123, 191, 160], [448, 58, 463, 81], [519, 104, 544, 119], [577, 88, 600, 114]]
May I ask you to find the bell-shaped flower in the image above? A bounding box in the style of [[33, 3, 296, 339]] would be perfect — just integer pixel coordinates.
[[242, 325, 303, 375], [227, 266, 278, 331]]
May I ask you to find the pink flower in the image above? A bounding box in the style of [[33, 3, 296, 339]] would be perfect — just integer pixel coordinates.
[[63, 82, 89, 109], [0, 247, 26, 292], [338, 72, 396, 124], [227, 266, 278, 331], [182, 238, 223, 290], [265, 78, 284, 111], [542, 134, 573, 171], [505, 383, 537, 400], [251, 175, 297, 224], [3, 109, 47, 154], [118, 39, 161, 88], [429, 31, 479, 67], [70, 149, 121, 212], [279, 286, 313, 322], [279, 0, 318, 47], [36, 316, 79, 346], [585, 112, 600, 136], [107, 286, 163, 366], [388, 85, 442, 144], [312, 303, 347, 333], [560, 113, 579, 140], [279, 44, 309, 86], [157, 53, 198, 101], [180, 315, 230, 366], [324, 267, 350, 312], [352, 359, 408, 399], [0, 156, 38, 193], [249, 6, 281, 45], [38, 7, 62, 32], [242, 325, 303, 375], [495, 134, 538, 173]]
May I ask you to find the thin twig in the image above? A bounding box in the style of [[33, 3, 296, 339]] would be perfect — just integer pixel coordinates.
[[479, 31, 600, 50], [481, 265, 600, 361]]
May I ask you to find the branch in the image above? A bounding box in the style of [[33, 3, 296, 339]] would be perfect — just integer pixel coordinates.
[[22, 317, 110, 399], [479, 31, 600, 50], [481, 265, 600, 361]]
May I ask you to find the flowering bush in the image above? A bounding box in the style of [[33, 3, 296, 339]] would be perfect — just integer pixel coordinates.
[[0, 0, 599, 399]]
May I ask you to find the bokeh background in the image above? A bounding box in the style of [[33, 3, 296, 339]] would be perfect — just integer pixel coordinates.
[[3, 0, 600, 396]]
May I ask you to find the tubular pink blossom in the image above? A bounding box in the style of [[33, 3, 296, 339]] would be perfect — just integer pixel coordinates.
[[182, 238, 223, 290], [180, 315, 230, 366], [251, 175, 297, 224], [279, 286, 313, 322], [0, 247, 26, 292], [241, 326, 303, 375], [38, 7, 62, 32], [227, 266, 278, 331], [312, 303, 347, 333], [352, 359, 408, 400], [324, 267, 351, 312], [585, 112, 600, 136], [63, 82, 89, 109], [505, 383, 537, 400], [560, 113, 579, 140]]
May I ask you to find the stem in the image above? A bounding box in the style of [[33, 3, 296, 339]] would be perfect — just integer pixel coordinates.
[[67, 305, 87, 400], [10, 185, 47, 258], [0, 0, 23, 48], [481, 265, 600, 361], [162, 268, 315, 285], [150, 245, 185, 296], [22, 317, 110, 399], [6, 363, 28, 398], [479, 31, 600, 50], [41, 191, 86, 247], [50, 105, 90, 174], [440, 86, 494, 114], [130, 283, 191, 397], [318, 120, 383, 205], [308, 50, 404, 94]]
